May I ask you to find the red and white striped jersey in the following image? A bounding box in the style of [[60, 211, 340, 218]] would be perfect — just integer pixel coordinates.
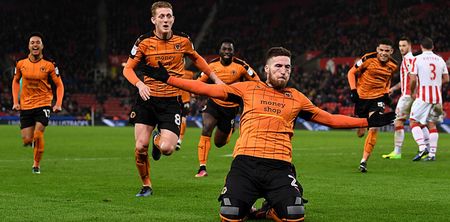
[[411, 51, 449, 104], [400, 52, 414, 96]]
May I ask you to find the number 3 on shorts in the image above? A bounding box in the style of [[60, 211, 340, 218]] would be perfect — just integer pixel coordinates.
[[174, 114, 181, 126], [43, 109, 51, 118]]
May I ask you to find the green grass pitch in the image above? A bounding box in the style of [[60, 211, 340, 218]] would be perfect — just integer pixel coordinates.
[[1, 125, 449, 221]]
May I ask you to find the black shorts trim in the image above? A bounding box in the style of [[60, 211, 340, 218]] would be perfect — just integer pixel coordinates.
[[355, 96, 386, 118], [129, 95, 182, 135], [20, 106, 51, 129], [203, 99, 239, 133], [219, 155, 303, 206]]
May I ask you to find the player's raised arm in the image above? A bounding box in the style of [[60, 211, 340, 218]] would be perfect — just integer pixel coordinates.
[[307, 109, 394, 128], [143, 62, 228, 100]]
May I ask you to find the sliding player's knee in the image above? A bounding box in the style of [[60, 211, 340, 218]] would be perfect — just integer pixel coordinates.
[[273, 196, 305, 220], [219, 198, 248, 221]]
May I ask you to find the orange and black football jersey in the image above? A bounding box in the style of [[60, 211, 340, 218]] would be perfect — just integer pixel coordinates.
[[129, 31, 196, 97], [198, 57, 259, 107], [165, 77, 369, 163], [354, 52, 398, 99], [14, 56, 62, 110], [223, 81, 321, 162]]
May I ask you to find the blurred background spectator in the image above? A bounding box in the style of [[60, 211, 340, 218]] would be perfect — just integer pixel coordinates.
[[1, 0, 449, 119]]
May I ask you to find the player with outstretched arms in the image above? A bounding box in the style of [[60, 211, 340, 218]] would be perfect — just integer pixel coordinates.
[[142, 47, 395, 221]]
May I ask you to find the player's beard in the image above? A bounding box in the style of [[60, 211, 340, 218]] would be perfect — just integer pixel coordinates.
[[267, 72, 288, 90]]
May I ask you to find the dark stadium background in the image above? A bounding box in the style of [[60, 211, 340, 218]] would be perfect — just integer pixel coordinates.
[[1, 0, 449, 127]]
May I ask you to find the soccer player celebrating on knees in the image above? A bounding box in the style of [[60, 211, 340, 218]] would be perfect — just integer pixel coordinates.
[[194, 38, 260, 177], [382, 37, 426, 159], [142, 47, 395, 221], [12, 32, 64, 174], [122, 1, 223, 197], [347, 38, 398, 173], [409, 37, 449, 161]]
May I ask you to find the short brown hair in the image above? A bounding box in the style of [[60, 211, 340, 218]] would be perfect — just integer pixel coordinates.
[[378, 38, 394, 47], [265, 47, 291, 64], [151, 1, 173, 17], [421, 37, 433, 50], [399, 36, 411, 44]]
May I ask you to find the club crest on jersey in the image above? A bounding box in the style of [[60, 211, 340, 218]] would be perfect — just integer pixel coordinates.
[[40, 66, 46, 73], [232, 70, 236, 75], [387, 67, 393, 72], [174, 44, 181, 50]]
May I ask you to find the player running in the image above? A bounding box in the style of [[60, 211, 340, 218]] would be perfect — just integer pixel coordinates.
[[142, 47, 395, 221], [194, 38, 259, 177], [347, 38, 398, 172], [12, 32, 64, 174], [122, 1, 223, 197]]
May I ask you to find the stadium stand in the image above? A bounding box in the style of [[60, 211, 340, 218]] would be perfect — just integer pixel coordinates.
[[1, 0, 449, 120]]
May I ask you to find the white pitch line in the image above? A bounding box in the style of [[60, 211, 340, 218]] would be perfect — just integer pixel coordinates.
[[0, 157, 131, 162]]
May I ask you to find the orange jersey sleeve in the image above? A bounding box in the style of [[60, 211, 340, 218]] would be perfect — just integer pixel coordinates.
[[124, 31, 197, 97], [15, 57, 64, 110], [354, 52, 398, 99]]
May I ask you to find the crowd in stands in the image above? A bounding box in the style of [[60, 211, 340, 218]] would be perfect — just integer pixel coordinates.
[[1, 0, 449, 119]]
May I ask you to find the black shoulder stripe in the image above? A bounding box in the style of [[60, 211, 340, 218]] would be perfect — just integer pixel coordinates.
[[209, 57, 220, 63], [362, 52, 377, 62], [43, 56, 56, 64], [130, 32, 153, 59], [232, 58, 249, 70], [173, 31, 192, 41], [297, 110, 315, 121], [135, 32, 153, 46], [16, 55, 28, 64]]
